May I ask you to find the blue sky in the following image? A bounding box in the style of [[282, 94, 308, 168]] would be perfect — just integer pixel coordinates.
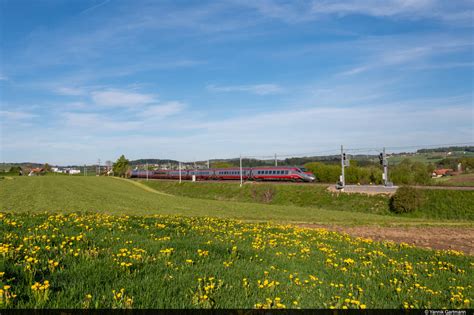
[[0, 0, 473, 165]]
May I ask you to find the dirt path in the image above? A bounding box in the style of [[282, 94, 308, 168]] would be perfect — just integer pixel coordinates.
[[298, 224, 474, 255], [112, 177, 174, 196]]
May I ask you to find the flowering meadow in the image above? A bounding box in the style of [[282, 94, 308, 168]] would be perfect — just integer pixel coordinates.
[[1, 212, 472, 309]]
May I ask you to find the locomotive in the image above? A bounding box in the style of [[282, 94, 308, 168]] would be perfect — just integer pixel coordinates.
[[131, 166, 315, 182]]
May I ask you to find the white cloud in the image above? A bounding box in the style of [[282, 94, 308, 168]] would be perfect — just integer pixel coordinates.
[[91, 89, 157, 107], [0, 110, 37, 120], [140, 101, 185, 118], [61, 112, 141, 131], [3, 95, 472, 164], [55, 86, 86, 96], [207, 83, 283, 95], [339, 66, 369, 76]]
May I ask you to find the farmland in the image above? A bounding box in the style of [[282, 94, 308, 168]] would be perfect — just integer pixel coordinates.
[[1, 176, 473, 309]]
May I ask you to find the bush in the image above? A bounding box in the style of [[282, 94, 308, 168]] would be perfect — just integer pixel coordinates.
[[390, 159, 432, 185], [304, 162, 340, 183], [390, 186, 425, 214]]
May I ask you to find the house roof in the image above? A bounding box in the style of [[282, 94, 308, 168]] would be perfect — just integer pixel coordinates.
[[433, 168, 453, 175]]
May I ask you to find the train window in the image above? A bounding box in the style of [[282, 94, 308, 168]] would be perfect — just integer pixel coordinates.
[[285, 170, 289, 174]]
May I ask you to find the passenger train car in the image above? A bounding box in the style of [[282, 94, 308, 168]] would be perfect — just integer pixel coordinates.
[[131, 166, 315, 182]]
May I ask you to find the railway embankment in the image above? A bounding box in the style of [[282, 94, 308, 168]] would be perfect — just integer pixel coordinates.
[[140, 180, 474, 221]]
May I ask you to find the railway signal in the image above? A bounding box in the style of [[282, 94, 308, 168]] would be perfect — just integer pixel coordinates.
[[380, 148, 391, 186], [339, 145, 346, 189]]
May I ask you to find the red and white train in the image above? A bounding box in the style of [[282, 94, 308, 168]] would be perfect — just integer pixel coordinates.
[[131, 166, 315, 182]]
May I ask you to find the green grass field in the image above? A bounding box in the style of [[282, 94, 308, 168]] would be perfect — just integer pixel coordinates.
[[2, 212, 473, 309], [1, 176, 473, 309], [3, 176, 467, 226], [139, 180, 474, 221]]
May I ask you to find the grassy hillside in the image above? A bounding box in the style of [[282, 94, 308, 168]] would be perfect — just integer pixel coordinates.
[[2, 212, 472, 309], [141, 181, 391, 214], [141, 180, 474, 221], [1, 176, 470, 226]]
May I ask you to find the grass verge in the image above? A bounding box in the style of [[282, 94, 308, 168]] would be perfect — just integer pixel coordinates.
[[140, 180, 474, 221]]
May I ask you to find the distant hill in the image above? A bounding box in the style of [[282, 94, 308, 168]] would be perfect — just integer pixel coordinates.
[[417, 146, 474, 153], [129, 159, 180, 166]]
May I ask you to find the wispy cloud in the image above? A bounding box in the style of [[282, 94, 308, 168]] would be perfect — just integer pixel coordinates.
[[80, 0, 111, 15], [54, 86, 86, 96], [61, 112, 141, 131], [0, 110, 37, 120], [244, 0, 473, 25], [207, 83, 283, 95], [139, 101, 185, 118], [338, 36, 473, 76], [91, 89, 157, 108]]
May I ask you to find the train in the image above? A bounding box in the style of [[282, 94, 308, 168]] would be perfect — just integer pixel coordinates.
[[131, 166, 316, 182]]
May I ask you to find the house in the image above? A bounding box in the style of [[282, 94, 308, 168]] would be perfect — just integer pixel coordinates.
[[432, 168, 453, 178], [28, 168, 44, 176], [51, 167, 63, 173]]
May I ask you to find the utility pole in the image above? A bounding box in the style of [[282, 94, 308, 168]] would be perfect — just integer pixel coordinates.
[[179, 161, 182, 184], [97, 159, 101, 176], [240, 155, 243, 187], [207, 160, 210, 169], [84, 164, 86, 176], [383, 147, 388, 186], [340, 145, 345, 188], [146, 162, 149, 181], [274, 153, 277, 166]]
